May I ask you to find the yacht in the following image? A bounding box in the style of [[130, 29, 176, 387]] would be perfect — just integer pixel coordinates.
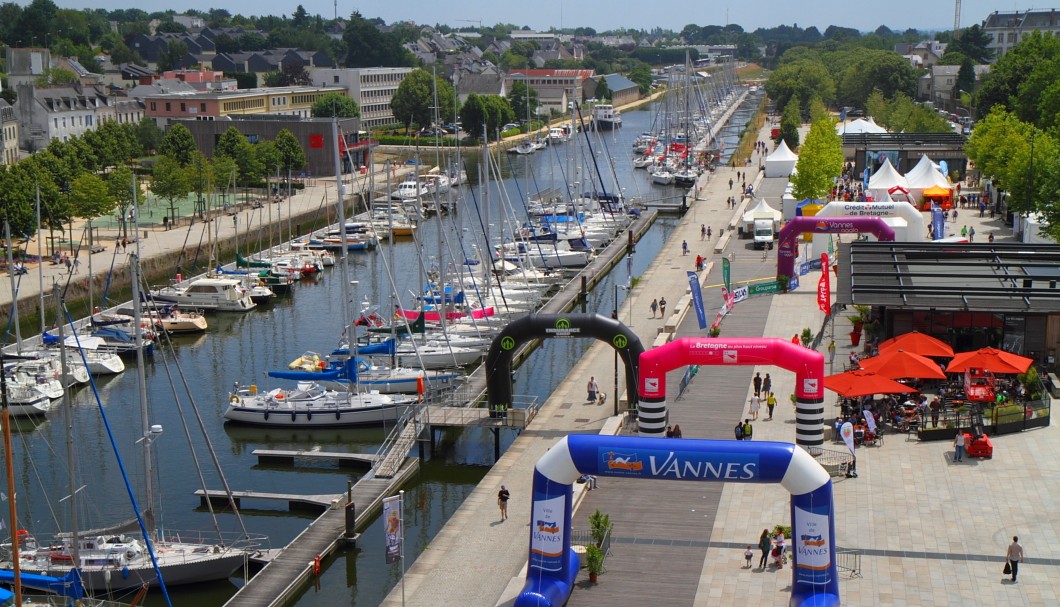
[[591, 104, 622, 130], [150, 277, 257, 312]]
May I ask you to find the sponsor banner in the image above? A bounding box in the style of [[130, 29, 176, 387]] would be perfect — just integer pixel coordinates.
[[749, 282, 780, 296], [732, 285, 749, 302], [599, 447, 760, 481], [529, 495, 566, 572], [799, 262, 810, 276], [794, 505, 833, 586], [817, 253, 830, 314], [863, 410, 877, 433], [383, 494, 402, 564], [688, 272, 707, 330], [840, 421, 855, 456], [789, 275, 800, 291], [722, 257, 731, 294]]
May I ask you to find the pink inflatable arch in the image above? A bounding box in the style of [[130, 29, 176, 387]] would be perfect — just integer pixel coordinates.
[[638, 337, 826, 446], [776, 216, 894, 289]]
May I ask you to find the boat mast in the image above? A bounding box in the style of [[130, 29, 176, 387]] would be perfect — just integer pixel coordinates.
[[54, 283, 81, 568], [331, 118, 353, 345], [0, 349, 23, 606], [130, 175, 156, 533], [5, 222, 22, 352], [35, 185, 45, 336]]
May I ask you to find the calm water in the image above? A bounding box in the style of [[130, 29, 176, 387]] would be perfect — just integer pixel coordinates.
[[2, 90, 761, 607]]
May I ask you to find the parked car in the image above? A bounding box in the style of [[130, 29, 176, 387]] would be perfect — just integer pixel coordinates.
[[421, 127, 449, 137], [502, 123, 520, 132]]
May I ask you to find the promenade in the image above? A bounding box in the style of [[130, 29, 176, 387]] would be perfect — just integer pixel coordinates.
[[381, 120, 1059, 606]]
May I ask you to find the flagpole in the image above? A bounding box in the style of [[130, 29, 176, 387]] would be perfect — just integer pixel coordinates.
[[399, 490, 406, 607]]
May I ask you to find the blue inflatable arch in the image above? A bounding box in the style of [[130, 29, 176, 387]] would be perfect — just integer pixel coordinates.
[[515, 435, 839, 607]]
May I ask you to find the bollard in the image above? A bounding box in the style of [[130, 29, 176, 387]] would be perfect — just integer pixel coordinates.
[[344, 502, 357, 540]]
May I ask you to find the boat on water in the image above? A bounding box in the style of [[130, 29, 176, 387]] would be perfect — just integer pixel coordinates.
[[591, 104, 622, 130], [507, 140, 536, 155], [224, 382, 418, 427], [0, 380, 52, 416], [149, 276, 257, 312], [271, 355, 464, 395], [548, 126, 571, 144]]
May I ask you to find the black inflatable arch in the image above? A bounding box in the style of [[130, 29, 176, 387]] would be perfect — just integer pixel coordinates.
[[486, 313, 644, 414]]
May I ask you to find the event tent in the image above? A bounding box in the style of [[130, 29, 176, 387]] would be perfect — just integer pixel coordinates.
[[742, 198, 783, 224], [867, 157, 908, 201], [836, 117, 888, 135], [764, 140, 798, 177]]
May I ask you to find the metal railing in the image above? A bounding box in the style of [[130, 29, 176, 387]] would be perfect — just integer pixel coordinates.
[[805, 445, 854, 477], [836, 548, 862, 578]]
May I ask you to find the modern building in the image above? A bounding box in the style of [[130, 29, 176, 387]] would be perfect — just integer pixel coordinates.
[[840, 132, 968, 179], [143, 86, 340, 127], [981, 9, 1060, 59], [172, 115, 368, 178], [309, 67, 413, 128], [0, 100, 20, 165]]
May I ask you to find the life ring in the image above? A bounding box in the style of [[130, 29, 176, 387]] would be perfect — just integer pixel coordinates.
[[275, 392, 284, 400]]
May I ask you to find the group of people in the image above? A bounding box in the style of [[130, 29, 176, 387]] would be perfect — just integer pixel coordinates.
[[649, 297, 667, 319], [747, 528, 786, 569], [665, 424, 683, 438]]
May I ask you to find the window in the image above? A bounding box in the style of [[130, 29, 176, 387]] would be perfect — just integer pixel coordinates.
[[150, 102, 156, 111], [165, 102, 171, 111], [333, 75, 339, 84], [180, 103, 186, 112]]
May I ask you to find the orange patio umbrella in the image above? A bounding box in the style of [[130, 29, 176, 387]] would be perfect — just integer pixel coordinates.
[[824, 369, 920, 398], [859, 349, 947, 379], [947, 347, 1034, 375], [878, 331, 954, 358]]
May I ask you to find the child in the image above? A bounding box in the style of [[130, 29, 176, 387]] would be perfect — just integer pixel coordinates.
[[744, 546, 754, 568]]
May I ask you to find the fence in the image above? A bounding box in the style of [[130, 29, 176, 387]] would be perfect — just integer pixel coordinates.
[[836, 548, 862, 578], [805, 445, 854, 477], [571, 527, 613, 571]]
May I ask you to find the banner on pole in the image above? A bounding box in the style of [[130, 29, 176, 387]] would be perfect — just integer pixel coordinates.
[[817, 253, 831, 314], [722, 257, 731, 295], [840, 421, 855, 456], [687, 272, 707, 329], [383, 494, 402, 564]]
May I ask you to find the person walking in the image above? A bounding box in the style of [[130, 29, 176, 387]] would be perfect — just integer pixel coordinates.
[[969, 227, 975, 242], [741, 419, 753, 440], [671, 424, 683, 438], [728, 178, 733, 190], [707, 226, 712, 239], [744, 546, 754, 568], [766, 392, 777, 420], [659, 297, 667, 317], [682, 240, 689, 256], [701, 224, 707, 240], [758, 529, 772, 568], [1006, 536, 1024, 582], [953, 431, 966, 462], [762, 373, 772, 396], [497, 485, 511, 521], [749, 394, 761, 420], [752, 372, 762, 397], [587, 376, 599, 402], [650, 298, 658, 318], [961, 225, 968, 238]]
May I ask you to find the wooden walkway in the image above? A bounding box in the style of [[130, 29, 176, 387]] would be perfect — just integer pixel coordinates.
[[195, 489, 338, 510], [567, 291, 773, 606], [222, 459, 419, 607], [251, 449, 375, 467]]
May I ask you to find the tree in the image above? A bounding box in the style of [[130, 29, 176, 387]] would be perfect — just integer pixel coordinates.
[[275, 129, 307, 181], [215, 126, 263, 188], [791, 117, 843, 202], [159, 123, 197, 166], [459, 93, 487, 140], [628, 65, 653, 95], [778, 97, 801, 149], [264, 63, 311, 87], [310, 92, 359, 118], [34, 67, 78, 87], [185, 151, 213, 216], [70, 173, 113, 247], [391, 69, 457, 130], [107, 166, 136, 238], [951, 24, 995, 64], [343, 11, 414, 67], [765, 60, 835, 113], [974, 31, 1060, 124], [137, 118, 163, 154], [507, 81, 539, 121], [158, 40, 189, 72], [150, 156, 191, 225], [593, 77, 612, 102], [835, 50, 917, 108], [956, 57, 976, 103], [964, 108, 1033, 198], [482, 95, 515, 139]]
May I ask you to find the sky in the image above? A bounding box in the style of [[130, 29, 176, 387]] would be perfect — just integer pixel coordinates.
[[65, 0, 1040, 34]]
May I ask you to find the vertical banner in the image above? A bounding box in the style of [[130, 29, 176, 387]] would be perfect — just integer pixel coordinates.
[[839, 421, 855, 456], [931, 204, 946, 240], [383, 494, 402, 564], [722, 257, 731, 295], [687, 271, 707, 329], [817, 253, 830, 314]]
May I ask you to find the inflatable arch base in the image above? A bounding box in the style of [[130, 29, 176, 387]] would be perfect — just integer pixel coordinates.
[[515, 434, 839, 607]]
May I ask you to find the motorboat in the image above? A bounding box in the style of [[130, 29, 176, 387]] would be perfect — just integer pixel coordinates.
[[150, 305, 209, 334], [392, 178, 431, 200], [0, 381, 51, 416], [548, 127, 571, 144], [507, 141, 536, 155], [150, 277, 257, 312], [673, 166, 699, 187], [224, 382, 418, 427], [591, 104, 622, 130], [651, 169, 675, 185], [2, 361, 64, 400]]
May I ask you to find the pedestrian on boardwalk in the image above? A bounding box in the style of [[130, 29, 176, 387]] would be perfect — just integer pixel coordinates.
[[1006, 536, 1024, 582], [682, 240, 689, 256], [827, 340, 836, 364], [650, 298, 658, 318], [752, 372, 762, 396], [121, 237, 128, 252], [762, 373, 772, 395], [666, 425, 674, 438], [953, 431, 965, 462], [969, 227, 975, 242], [707, 226, 712, 239], [749, 394, 761, 420], [791, 334, 800, 345], [766, 392, 777, 420], [72, 256, 80, 274], [728, 178, 733, 190], [744, 546, 754, 568], [497, 485, 510, 521], [741, 419, 753, 440], [734, 420, 746, 440], [758, 529, 772, 568], [961, 225, 967, 238], [989, 232, 995, 243], [659, 297, 667, 317], [695, 255, 703, 272], [701, 224, 707, 240], [671, 424, 683, 438], [64, 256, 72, 271], [587, 376, 599, 402]]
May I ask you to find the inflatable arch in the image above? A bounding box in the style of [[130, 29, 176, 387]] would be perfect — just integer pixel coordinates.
[[776, 216, 895, 287], [486, 314, 644, 415], [514, 434, 839, 607], [816, 200, 924, 243], [637, 337, 825, 447]]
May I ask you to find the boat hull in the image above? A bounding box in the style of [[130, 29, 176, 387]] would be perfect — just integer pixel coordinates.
[[224, 401, 413, 427]]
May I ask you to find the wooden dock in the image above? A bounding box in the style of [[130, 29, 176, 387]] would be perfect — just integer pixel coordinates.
[[221, 459, 419, 607], [195, 489, 338, 511], [251, 449, 375, 467]]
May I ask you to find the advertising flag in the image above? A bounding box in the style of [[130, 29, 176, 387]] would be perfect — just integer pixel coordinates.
[[817, 253, 831, 314], [688, 271, 707, 329], [383, 494, 402, 564], [722, 257, 731, 294], [840, 421, 855, 456], [863, 411, 877, 433]]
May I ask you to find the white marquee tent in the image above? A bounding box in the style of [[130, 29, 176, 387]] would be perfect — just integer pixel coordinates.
[[867, 157, 908, 201], [764, 140, 798, 177], [905, 155, 951, 202], [836, 117, 888, 135]]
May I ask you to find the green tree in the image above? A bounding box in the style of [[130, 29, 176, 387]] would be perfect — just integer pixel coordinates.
[[185, 151, 213, 216], [950, 24, 995, 64], [150, 156, 191, 226], [34, 67, 77, 87], [864, 89, 889, 123], [137, 118, 164, 154], [157, 40, 189, 72], [311, 92, 360, 118], [974, 31, 1060, 124], [343, 11, 413, 67], [964, 108, 1033, 198], [765, 60, 835, 113], [808, 96, 830, 124], [835, 49, 917, 108], [215, 126, 263, 188], [593, 77, 612, 102], [482, 95, 515, 139], [507, 81, 539, 122], [391, 69, 457, 130], [628, 65, 653, 95], [159, 123, 197, 166], [106, 166, 136, 238], [778, 97, 801, 149], [956, 57, 976, 102], [70, 172, 113, 248], [274, 129, 306, 186], [791, 117, 843, 202], [263, 63, 311, 87], [459, 93, 487, 140]]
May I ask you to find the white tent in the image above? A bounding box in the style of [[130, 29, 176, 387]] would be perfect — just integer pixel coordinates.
[[836, 118, 888, 135], [741, 198, 783, 230], [764, 140, 798, 177], [905, 155, 951, 203], [867, 157, 907, 201]]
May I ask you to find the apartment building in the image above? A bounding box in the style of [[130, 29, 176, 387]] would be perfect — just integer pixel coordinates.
[[309, 67, 413, 128]]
